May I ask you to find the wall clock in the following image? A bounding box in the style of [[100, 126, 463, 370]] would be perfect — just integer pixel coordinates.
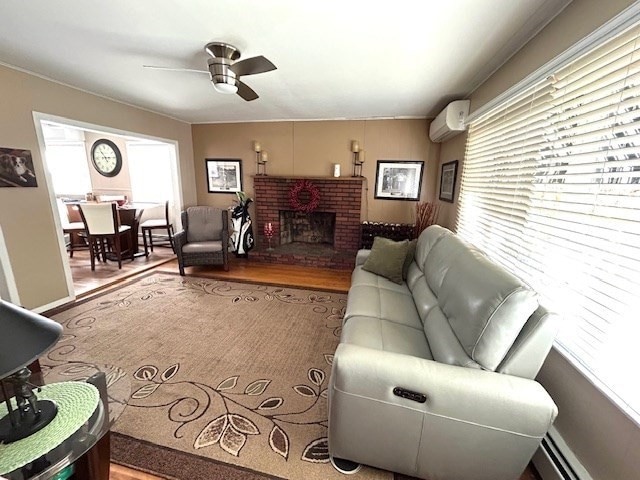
[[90, 139, 122, 177]]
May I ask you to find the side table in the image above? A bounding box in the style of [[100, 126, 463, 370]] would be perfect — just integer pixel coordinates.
[[2, 362, 130, 480]]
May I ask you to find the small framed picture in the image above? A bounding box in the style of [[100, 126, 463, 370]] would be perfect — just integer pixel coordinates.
[[206, 159, 243, 193], [0, 147, 38, 187], [439, 160, 459, 203], [374, 160, 424, 201]]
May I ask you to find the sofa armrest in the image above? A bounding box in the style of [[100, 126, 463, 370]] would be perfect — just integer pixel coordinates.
[[330, 343, 557, 437], [329, 343, 557, 478], [355, 249, 371, 266]]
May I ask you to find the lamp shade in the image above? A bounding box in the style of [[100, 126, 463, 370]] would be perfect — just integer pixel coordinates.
[[0, 300, 62, 378]]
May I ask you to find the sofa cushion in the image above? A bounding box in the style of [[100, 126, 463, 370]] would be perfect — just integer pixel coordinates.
[[362, 237, 409, 284], [402, 239, 418, 280], [424, 307, 482, 369], [186, 206, 223, 243], [424, 233, 475, 297], [345, 285, 422, 330], [351, 266, 410, 295], [438, 248, 538, 371], [341, 316, 433, 360], [414, 225, 451, 272], [410, 279, 440, 326]]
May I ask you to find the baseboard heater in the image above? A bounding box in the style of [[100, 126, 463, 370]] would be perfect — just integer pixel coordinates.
[[533, 428, 592, 480]]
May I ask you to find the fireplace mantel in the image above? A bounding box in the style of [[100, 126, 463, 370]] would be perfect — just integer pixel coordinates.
[[252, 175, 365, 182]]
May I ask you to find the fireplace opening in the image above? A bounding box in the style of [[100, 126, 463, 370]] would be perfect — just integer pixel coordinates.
[[279, 210, 335, 246]]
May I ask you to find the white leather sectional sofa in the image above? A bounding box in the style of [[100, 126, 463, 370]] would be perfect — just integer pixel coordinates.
[[328, 225, 559, 480]]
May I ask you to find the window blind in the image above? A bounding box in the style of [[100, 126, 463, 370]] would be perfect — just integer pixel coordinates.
[[457, 24, 640, 422]]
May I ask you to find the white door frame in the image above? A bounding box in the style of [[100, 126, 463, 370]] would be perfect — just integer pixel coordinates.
[[32, 111, 184, 301]]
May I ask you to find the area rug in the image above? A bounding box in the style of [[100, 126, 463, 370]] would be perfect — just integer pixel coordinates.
[[42, 273, 392, 480]]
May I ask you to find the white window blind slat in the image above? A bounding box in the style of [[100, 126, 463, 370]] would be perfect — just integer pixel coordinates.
[[457, 23, 640, 424]]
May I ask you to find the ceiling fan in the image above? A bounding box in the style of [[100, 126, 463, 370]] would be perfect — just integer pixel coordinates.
[[144, 42, 277, 101]]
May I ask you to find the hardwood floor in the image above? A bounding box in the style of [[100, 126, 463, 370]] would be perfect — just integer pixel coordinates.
[[68, 247, 176, 296], [110, 464, 163, 480], [158, 256, 352, 293], [73, 255, 537, 480]]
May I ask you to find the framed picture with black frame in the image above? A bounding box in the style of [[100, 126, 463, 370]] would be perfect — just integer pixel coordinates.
[[206, 159, 243, 193], [374, 160, 424, 201], [439, 160, 459, 203]]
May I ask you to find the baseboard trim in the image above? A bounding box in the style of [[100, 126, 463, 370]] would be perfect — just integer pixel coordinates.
[[532, 427, 592, 480]]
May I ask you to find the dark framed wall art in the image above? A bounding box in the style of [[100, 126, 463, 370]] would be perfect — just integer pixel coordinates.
[[0, 147, 37, 187], [206, 159, 243, 193], [439, 160, 459, 203], [374, 160, 424, 201]]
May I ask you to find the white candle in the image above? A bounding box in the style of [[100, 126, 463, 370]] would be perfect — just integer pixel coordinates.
[[253, 141, 261, 152], [351, 140, 360, 153], [261, 151, 268, 163]]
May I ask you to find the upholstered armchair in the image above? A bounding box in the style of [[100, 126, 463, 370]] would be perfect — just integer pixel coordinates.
[[175, 206, 229, 275]]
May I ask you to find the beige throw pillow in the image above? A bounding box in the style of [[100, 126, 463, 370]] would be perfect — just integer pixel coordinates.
[[362, 237, 409, 284]]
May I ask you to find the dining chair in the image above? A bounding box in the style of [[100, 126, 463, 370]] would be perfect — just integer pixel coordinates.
[[141, 200, 175, 255], [78, 203, 133, 270], [60, 202, 88, 258]]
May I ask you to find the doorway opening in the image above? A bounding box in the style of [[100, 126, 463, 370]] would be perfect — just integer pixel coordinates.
[[34, 114, 183, 298]]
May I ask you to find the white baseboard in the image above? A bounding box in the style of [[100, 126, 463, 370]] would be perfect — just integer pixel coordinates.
[[533, 427, 593, 480]]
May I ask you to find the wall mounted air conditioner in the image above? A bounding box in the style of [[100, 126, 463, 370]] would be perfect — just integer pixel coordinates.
[[429, 100, 470, 143]]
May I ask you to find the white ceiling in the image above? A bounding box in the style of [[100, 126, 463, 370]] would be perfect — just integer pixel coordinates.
[[0, 0, 570, 124]]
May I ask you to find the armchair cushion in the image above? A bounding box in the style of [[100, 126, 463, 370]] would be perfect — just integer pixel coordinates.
[[182, 241, 224, 254], [186, 206, 224, 242]]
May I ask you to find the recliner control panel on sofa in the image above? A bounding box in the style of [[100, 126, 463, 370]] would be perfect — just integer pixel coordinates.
[[328, 225, 559, 480]]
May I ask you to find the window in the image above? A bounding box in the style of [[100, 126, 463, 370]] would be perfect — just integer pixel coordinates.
[[127, 142, 174, 203], [45, 143, 92, 196], [457, 24, 640, 422]]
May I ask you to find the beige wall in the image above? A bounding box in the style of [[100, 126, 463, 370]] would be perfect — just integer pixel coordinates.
[[435, 131, 466, 230], [0, 64, 196, 309], [84, 132, 132, 199], [192, 119, 439, 224], [437, 0, 640, 478]]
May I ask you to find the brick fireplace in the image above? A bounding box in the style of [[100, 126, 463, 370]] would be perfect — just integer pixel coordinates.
[[253, 176, 364, 269]]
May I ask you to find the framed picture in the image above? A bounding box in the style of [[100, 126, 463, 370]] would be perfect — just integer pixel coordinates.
[[0, 147, 38, 187], [374, 160, 424, 201], [206, 159, 243, 193], [439, 160, 459, 203]]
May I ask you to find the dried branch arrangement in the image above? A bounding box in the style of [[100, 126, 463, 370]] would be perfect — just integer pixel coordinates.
[[415, 201, 440, 236]]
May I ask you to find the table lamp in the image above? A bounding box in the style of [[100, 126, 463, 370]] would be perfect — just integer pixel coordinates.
[[0, 300, 62, 443]]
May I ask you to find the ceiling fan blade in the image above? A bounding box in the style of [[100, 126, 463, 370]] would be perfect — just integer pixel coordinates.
[[236, 80, 259, 101], [229, 56, 276, 77], [143, 65, 208, 74]]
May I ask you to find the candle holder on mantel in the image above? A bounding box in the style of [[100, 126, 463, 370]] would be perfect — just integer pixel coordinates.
[[351, 140, 365, 177], [264, 222, 275, 251]]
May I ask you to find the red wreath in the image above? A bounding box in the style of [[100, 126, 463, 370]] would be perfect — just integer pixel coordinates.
[[289, 180, 321, 213]]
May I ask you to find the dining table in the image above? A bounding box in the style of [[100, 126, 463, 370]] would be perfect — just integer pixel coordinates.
[[65, 201, 160, 260]]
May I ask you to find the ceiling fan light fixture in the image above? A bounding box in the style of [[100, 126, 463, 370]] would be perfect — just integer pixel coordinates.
[[213, 82, 238, 94]]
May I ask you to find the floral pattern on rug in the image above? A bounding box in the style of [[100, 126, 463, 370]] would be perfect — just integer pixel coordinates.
[[127, 354, 334, 462]]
